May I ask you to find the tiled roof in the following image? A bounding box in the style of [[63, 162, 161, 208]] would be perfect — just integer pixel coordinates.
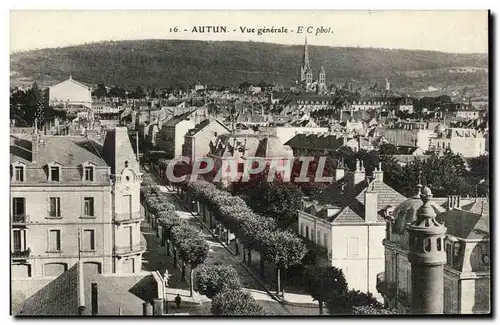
[[17, 264, 81, 316], [303, 176, 407, 223], [10, 134, 107, 167], [440, 210, 489, 240], [163, 109, 196, 127], [285, 133, 344, 152]]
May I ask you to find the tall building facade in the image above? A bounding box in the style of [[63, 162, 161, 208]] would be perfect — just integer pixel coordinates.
[[10, 127, 144, 279]]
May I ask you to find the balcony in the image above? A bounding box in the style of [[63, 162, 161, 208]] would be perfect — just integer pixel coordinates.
[[11, 248, 31, 260], [11, 214, 30, 226], [114, 212, 144, 224], [113, 241, 147, 256]]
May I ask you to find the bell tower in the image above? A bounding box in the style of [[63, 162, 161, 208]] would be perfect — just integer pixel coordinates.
[[407, 186, 447, 314]]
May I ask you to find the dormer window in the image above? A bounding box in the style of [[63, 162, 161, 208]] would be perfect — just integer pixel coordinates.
[[50, 166, 60, 182], [84, 167, 94, 181], [11, 161, 27, 183], [14, 166, 24, 182]]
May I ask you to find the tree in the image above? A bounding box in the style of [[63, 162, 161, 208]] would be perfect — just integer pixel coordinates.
[[211, 289, 264, 316], [171, 224, 208, 296], [326, 289, 382, 315], [241, 176, 303, 228], [379, 143, 398, 156], [303, 266, 349, 315], [108, 86, 126, 98], [178, 236, 209, 297], [195, 265, 242, 298], [261, 230, 307, 295], [92, 84, 108, 98], [133, 85, 145, 99]]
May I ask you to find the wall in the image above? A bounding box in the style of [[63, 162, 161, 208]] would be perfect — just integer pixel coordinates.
[[49, 80, 92, 108], [449, 136, 486, 157], [330, 223, 386, 298], [192, 122, 230, 160], [460, 278, 490, 314], [11, 182, 113, 278], [175, 120, 196, 157]]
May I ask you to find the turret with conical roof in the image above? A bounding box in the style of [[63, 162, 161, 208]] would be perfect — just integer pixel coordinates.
[[407, 186, 447, 314]]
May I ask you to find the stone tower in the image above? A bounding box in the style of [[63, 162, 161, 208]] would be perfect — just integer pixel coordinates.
[[407, 186, 447, 314], [318, 66, 326, 93], [300, 37, 313, 91]]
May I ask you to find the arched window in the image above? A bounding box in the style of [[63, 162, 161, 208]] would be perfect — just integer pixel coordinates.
[[424, 238, 432, 252], [437, 237, 442, 251]]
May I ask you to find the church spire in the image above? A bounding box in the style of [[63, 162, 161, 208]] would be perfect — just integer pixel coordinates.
[[303, 37, 310, 68]]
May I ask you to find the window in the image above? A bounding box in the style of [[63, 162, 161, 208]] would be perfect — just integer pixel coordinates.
[[424, 238, 431, 252], [49, 197, 61, 218], [300, 223, 304, 237], [13, 229, 22, 251], [305, 226, 309, 240], [317, 230, 321, 246], [437, 238, 442, 251], [50, 166, 60, 182], [14, 166, 24, 182], [12, 197, 26, 216], [48, 229, 61, 252], [324, 233, 328, 248], [83, 229, 96, 251], [84, 167, 94, 181], [347, 237, 359, 257], [84, 197, 95, 217]]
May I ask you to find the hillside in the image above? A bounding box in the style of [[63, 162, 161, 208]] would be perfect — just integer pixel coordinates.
[[10, 39, 488, 93]]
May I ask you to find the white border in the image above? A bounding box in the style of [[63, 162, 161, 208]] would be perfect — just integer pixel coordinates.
[[3, 1, 498, 324]]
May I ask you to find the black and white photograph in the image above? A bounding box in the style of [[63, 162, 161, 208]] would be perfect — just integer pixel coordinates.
[[8, 10, 491, 316]]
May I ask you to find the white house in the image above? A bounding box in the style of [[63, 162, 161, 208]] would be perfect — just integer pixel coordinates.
[[298, 161, 406, 298], [49, 76, 92, 109]]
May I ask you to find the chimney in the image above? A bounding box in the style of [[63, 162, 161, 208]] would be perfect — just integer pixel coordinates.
[[334, 164, 345, 181], [91, 282, 98, 316], [364, 180, 378, 222], [349, 159, 366, 188], [32, 129, 40, 164], [447, 195, 461, 210], [373, 162, 384, 182]]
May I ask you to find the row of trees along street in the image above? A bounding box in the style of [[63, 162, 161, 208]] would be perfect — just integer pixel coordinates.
[[185, 180, 307, 297], [141, 174, 209, 297]]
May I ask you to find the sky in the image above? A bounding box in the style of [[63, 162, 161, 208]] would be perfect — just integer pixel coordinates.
[[10, 10, 488, 53]]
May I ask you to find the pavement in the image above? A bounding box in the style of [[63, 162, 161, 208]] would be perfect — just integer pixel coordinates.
[[140, 170, 321, 315]]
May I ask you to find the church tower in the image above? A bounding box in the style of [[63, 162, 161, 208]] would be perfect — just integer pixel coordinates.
[[407, 186, 447, 314], [300, 37, 313, 91], [318, 66, 326, 94]]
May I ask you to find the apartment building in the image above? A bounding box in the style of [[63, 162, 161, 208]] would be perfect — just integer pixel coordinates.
[[10, 127, 144, 279]]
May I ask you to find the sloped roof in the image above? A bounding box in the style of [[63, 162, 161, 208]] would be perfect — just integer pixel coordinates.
[[163, 109, 196, 127], [17, 264, 81, 316], [255, 137, 291, 158], [461, 198, 489, 216], [440, 210, 489, 240], [187, 119, 231, 137], [285, 133, 344, 152], [10, 134, 107, 167], [102, 127, 139, 174], [303, 176, 407, 223]]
